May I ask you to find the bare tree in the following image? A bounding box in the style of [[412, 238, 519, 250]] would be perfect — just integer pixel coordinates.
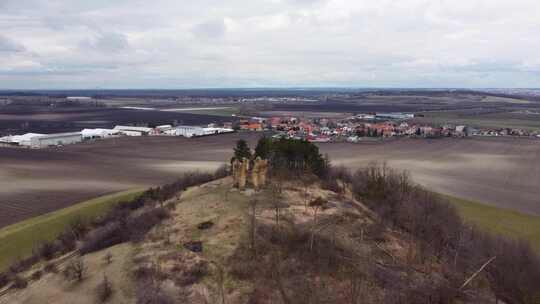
[[95, 273, 113, 303], [269, 182, 286, 228], [248, 199, 258, 258], [300, 168, 316, 210], [309, 197, 327, 251], [63, 257, 86, 282]]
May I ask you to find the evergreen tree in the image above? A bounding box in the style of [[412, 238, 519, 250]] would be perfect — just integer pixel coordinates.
[[254, 136, 272, 160], [233, 139, 252, 162]]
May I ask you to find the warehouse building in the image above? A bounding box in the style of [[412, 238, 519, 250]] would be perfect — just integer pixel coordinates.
[[155, 125, 173, 133], [28, 132, 82, 148], [113, 125, 154, 136], [0, 133, 44, 146], [81, 128, 119, 139], [2, 132, 84, 148], [166, 126, 234, 138], [167, 126, 206, 137]]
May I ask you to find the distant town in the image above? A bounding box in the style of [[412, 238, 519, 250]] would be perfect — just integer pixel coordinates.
[[1, 111, 539, 149], [260, 112, 540, 143]]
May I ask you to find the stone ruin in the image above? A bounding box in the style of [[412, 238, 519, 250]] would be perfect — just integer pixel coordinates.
[[231, 157, 268, 190]]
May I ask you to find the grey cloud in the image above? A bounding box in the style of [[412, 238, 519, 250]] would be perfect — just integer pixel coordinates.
[[192, 19, 226, 39], [2, 0, 540, 88], [0, 35, 25, 53], [82, 32, 129, 52]]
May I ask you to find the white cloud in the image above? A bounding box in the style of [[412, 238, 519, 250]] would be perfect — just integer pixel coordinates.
[[1, 0, 540, 88]]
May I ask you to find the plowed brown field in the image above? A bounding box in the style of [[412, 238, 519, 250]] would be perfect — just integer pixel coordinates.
[[1, 134, 539, 228]]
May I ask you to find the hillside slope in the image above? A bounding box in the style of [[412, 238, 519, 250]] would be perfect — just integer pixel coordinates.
[[1, 175, 500, 304]]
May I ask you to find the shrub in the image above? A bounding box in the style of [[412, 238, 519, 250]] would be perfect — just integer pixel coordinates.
[[31, 270, 43, 281], [63, 257, 85, 282], [12, 275, 28, 289], [80, 223, 124, 255], [43, 262, 58, 273], [321, 177, 342, 193], [176, 260, 208, 286], [135, 278, 174, 304], [134, 264, 175, 304], [68, 216, 89, 240], [9, 254, 40, 274], [95, 274, 113, 303], [127, 207, 170, 242], [0, 272, 11, 289], [36, 241, 58, 260], [57, 230, 78, 254]]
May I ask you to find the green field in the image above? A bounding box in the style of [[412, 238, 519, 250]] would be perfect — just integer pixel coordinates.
[[442, 194, 540, 253], [0, 189, 144, 271]]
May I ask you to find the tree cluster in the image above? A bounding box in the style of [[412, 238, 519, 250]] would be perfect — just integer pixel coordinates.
[[233, 137, 330, 178]]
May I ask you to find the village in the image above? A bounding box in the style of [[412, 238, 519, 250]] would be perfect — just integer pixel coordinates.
[[239, 112, 540, 143], [1, 111, 539, 149]]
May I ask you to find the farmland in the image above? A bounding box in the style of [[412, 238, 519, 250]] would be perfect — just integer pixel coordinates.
[[1, 133, 539, 230], [412, 110, 540, 131], [442, 193, 540, 253], [0, 189, 143, 271], [322, 137, 540, 215]]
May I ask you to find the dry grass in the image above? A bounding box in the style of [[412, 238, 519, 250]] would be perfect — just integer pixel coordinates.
[[0, 244, 135, 304]]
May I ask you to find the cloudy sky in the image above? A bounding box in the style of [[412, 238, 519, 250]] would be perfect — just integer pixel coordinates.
[[1, 0, 540, 89]]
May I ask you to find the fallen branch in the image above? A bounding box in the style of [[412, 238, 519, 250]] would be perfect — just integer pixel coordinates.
[[375, 242, 396, 263], [460, 256, 496, 290]]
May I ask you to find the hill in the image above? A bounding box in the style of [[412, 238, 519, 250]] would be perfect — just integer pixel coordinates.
[[2, 173, 536, 303]]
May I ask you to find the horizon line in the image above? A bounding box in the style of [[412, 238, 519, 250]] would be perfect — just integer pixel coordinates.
[[0, 87, 539, 91]]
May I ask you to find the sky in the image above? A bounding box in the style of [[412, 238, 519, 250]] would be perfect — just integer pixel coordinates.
[[1, 0, 540, 89]]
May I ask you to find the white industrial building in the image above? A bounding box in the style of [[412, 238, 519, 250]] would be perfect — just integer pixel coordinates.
[[113, 125, 154, 136], [167, 126, 205, 137], [81, 128, 119, 139], [29, 132, 82, 148], [155, 125, 173, 133], [0, 132, 82, 148], [0, 133, 44, 146], [166, 126, 234, 138]]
